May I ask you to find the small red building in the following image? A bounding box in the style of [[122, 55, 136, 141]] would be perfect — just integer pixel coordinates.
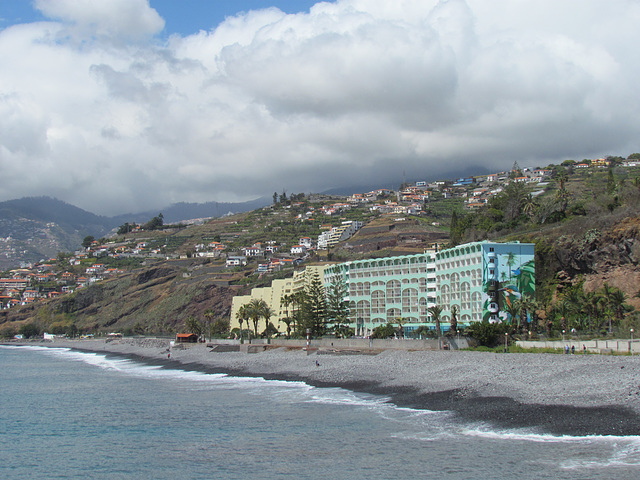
[[175, 333, 198, 343]]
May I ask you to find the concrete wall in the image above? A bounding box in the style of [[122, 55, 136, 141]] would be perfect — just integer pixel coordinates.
[[517, 339, 640, 354], [210, 336, 470, 351]]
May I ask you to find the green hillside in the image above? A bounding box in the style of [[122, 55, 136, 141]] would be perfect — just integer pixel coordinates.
[[3, 157, 640, 340]]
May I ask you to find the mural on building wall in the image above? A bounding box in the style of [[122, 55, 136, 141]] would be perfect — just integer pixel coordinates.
[[481, 247, 535, 323]]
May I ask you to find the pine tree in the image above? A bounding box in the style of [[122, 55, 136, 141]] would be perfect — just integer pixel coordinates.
[[450, 210, 460, 246], [302, 271, 327, 337], [326, 278, 350, 337]]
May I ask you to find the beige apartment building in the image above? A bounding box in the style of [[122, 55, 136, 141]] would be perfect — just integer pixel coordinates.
[[229, 264, 332, 334]]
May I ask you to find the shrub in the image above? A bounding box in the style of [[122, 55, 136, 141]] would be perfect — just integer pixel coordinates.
[[18, 323, 40, 339], [465, 321, 511, 348]]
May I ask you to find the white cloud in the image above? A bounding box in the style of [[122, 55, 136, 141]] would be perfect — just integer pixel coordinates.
[[1, 0, 639, 215], [34, 0, 164, 44]]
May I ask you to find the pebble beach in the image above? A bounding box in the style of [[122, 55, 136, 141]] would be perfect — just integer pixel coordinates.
[[15, 338, 640, 436]]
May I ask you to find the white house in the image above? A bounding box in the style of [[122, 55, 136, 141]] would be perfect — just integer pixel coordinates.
[[226, 256, 247, 267], [290, 245, 307, 255]]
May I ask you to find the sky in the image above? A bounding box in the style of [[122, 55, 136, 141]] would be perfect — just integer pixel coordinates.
[[1, 0, 639, 216]]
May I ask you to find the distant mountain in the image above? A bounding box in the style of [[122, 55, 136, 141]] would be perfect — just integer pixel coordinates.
[[0, 196, 113, 235], [0, 196, 271, 269], [113, 197, 272, 225]]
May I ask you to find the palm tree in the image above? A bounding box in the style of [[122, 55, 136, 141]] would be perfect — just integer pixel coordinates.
[[517, 294, 538, 333], [203, 309, 215, 342], [600, 283, 615, 333], [504, 301, 521, 329], [185, 316, 203, 340], [428, 305, 443, 345], [291, 291, 307, 334], [522, 193, 537, 219], [450, 305, 458, 334], [583, 291, 601, 333], [261, 305, 275, 338], [236, 304, 249, 343], [246, 299, 269, 338], [609, 289, 628, 323]]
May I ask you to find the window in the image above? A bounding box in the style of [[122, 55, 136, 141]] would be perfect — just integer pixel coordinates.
[[386, 308, 401, 323], [386, 280, 401, 304], [372, 290, 386, 314], [402, 288, 419, 313]]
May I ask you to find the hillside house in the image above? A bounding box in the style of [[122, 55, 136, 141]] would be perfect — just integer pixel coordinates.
[[290, 245, 307, 255], [226, 256, 247, 267], [242, 244, 264, 257], [299, 237, 312, 249]]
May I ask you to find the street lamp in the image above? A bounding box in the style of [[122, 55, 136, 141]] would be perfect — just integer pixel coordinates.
[[631, 328, 634, 356], [504, 332, 508, 353], [562, 329, 565, 342]]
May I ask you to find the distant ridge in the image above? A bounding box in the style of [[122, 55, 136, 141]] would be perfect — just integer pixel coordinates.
[[128, 197, 272, 225], [0, 195, 272, 268], [0, 196, 112, 234], [0, 196, 272, 236]]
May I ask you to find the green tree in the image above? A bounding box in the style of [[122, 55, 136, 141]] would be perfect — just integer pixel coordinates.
[[326, 278, 350, 336], [185, 316, 203, 339], [450, 305, 458, 334], [555, 170, 570, 212], [203, 309, 215, 342], [371, 323, 397, 339], [600, 282, 615, 333], [428, 305, 443, 340], [280, 294, 293, 338], [236, 304, 249, 342], [117, 222, 137, 235], [144, 213, 164, 231], [450, 210, 460, 246], [18, 323, 40, 339], [609, 289, 629, 322], [466, 320, 510, 348], [522, 194, 537, 219], [82, 236, 95, 249], [606, 168, 617, 195], [210, 317, 230, 338], [518, 294, 538, 333], [302, 270, 327, 337], [504, 299, 521, 329], [246, 299, 269, 338], [261, 304, 276, 338]]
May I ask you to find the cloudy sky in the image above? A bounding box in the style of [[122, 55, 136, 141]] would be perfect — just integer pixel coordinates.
[[1, 0, 639, 215]]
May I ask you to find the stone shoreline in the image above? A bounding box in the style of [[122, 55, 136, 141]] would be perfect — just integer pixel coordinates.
[[9, 338, 640, 436]]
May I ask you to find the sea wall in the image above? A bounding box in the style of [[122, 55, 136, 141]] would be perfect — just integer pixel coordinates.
[[517, 339, 639, 354], [220, 336, 470, 350]]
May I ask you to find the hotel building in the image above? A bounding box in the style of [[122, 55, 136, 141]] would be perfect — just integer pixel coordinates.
[[323, 241, 535, 336]]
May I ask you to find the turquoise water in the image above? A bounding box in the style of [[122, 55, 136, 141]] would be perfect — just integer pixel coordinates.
[[1, 345, 640, 479]]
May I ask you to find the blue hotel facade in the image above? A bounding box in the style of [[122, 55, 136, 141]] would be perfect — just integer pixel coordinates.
[[323, 241, 535, 336]]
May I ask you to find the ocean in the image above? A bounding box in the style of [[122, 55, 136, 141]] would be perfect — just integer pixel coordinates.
[[1, 345, 639, 479]]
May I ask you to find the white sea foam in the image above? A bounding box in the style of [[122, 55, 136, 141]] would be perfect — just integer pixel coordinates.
[[462, 424, 640, 467], [462, 425, 640, 444], [12, 345, 442, 428]]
